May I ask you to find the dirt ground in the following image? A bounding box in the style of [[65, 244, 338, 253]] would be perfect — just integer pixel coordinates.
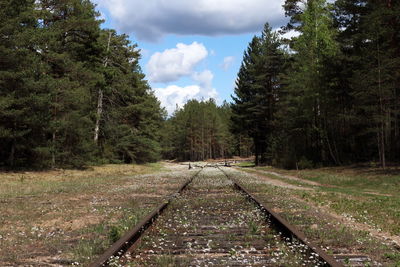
[[230, 166, 400, 266], [0, 162, 399, 266], [124, 168, 322, 266], [0, 163, 193, 266], [237, 167, 400, 248]]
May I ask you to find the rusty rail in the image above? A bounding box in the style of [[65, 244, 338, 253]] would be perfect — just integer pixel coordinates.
[[89, 169, 202, 267], [90, 165, 343, 267], [218, 167, 344, 267]]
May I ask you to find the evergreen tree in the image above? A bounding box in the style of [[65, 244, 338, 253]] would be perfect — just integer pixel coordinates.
[[228, 0, 400, 168], [36, 0, 102, 167], [232, 23, 285, 165], [162, 99, 234, 161], [278, 0, 340, 167], [348, 0, 399, 168], [0, 0, 49, 168], [0, 0, 165, 169], [96, 30, 164, 163], [333, 0, 400, 167]]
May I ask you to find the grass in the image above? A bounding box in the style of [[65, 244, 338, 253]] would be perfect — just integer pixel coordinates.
[[228, 167, 400, 266], [3, 163, 399, 266], [235, 161, 256, 168], [295, 168, 399, 193], [124, 168, 328, 266], [0, 162, 194, 266], [257, 165, 400, 194], [72, 208, 150, 263], [248, 220, 261, 235], [293, 169, 400, 236], [243, 168, 314, 187], [250, 165, 400, 235], [298, 188, 400, 234], [0, 163, 164, 198]]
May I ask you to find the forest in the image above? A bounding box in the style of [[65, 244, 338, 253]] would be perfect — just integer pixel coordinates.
[[1, 0, 399, 169], [0, 0, 164, 168], [230, 0, 400, 168]]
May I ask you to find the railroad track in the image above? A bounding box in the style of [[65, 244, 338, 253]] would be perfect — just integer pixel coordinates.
[[90, 165, 343, 267]]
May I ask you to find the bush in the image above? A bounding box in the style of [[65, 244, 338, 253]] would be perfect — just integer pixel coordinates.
[[297, 157, 314, 169]]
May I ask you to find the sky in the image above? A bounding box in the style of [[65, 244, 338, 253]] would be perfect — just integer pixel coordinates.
[[93, 0, 289, 114]]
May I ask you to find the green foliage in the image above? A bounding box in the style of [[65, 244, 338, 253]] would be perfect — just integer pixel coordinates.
[[96, 31, 164, 164], [2, 0, 399, 169], [0, 0, 164, 169], [231, 23, 285, 165], [347, 0, 400, 168], [108, 225, 122, 243], [297, 157, 314, 170], [231, 0, 400, 168], [162, 99, 234, 161], [276, 0, 341, 168]]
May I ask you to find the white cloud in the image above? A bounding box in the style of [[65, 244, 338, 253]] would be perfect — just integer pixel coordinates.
[[281, 30, 300, 40], [192, 70, 213, 89], [154, 85, 200, 114], [94, 0, 287, 41], [147, 43, 217, 114], [154, 84, 217, 115], [154, 70, 218, 115], [147, 42, 208, 83], [221, 56, 235, 71]]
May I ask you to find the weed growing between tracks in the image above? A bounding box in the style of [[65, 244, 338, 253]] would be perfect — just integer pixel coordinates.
[[119, 168, 327, 266], [0, 163, 195, 266], [228, 167, 400, 266]]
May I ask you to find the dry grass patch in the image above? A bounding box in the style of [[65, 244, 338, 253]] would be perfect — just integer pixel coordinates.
[[247, 165, 400, 237], [227, 168, 400, 267], [0, 162, 195, 266]]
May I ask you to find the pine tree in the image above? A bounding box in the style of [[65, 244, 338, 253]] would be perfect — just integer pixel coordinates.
[[162, 99, 234, 161], [334, 0, 400, 167], [96, 30, 165, 163], [350, 0, 400, 168], [35, 0, 103, 167], [232, 23, 285, 165], [279, 0, 339, 167], [0, 0, 165, 169], [0, 0, 50, 168]]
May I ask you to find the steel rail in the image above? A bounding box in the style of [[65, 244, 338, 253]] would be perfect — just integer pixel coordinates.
[[218, 166, 344, 267], [90, 164, 343, 267], [89, 168, 203, 267]]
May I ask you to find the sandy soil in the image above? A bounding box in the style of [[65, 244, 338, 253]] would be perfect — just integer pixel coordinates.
[[233, 167, 400, 248]]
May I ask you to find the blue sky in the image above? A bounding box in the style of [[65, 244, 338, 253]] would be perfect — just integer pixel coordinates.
[[93, 0, 288, 114]]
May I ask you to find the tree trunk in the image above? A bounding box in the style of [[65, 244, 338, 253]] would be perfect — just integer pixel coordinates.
[[9, 139, 15, 167], [190, 132, 193, 161], [324, 117, 339, 165], [201, 111, 205, 160], [239, 135, 242, 157], [94, 31, 112, 143], [377, 38, 386, 169], [94, 88, 103, 143], [254, 137, 259, 166], [52, 132, 56, 168], [381, 124, 386, 169], [52, 92, 58, 168]]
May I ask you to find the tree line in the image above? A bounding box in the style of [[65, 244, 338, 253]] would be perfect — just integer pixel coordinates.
[[0, 0, 164, 169], [2, 0, 398, 170], [162, 99, 249, 161], [232, 0, 400, 168]]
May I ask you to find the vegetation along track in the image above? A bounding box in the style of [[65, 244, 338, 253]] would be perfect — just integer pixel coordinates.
[[90, 165, 343, 267]]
